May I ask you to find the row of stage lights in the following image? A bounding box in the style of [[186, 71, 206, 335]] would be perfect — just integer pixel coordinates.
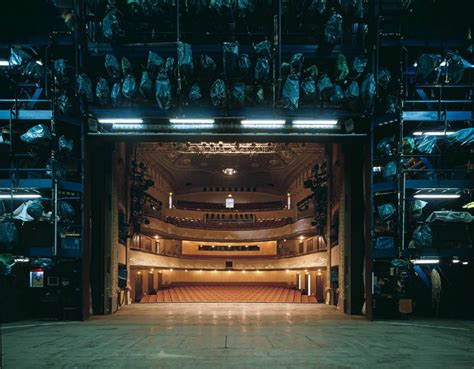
[[97, 118, 340, 130], [137, 268, 321, 274]]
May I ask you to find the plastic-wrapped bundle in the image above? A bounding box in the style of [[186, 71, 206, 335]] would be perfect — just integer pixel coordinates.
[[201, 54, 217, 73], [164, 57, 175, 75], [188, 84, 202, 104], [385, 95, 397, 113], [351, 56, 367, 77], [416, 135, 439, 154], [254, 40, 271, 57], [237, 0, 255, 16], [375, 236, 395, 250], [30, 257, 54, 270], [209, 0, 232, 14], [21, 124, 52, 144], [231, 83, 245, 107], [96, 77, 110, 106], [105, 54, 121, 79], [122, 75, 137, 100], [377, 203, 396, 221], [177, 41, 193, 75], [378, 67, 391, 89], [334, 54, 349, 82], [416, 54, 442, 82], [155, 74, 172, 110], [426, 211, 474, 223], [255, 85, 265, 104], [344, 81, 360, 110], [147, 51, 164, 79], [448, 52, 473, 83], [305, 64, 318, 79], [412, 225, 432, 248], [308, 0, 326, 14], [411, 199, 428, 219], [239, 54, 252, 77], [76, 73, 93, 103], [403, 136, 415, 154], [290, 53, 304, 75], [282, 74, 300, 110], [54, 59, 69, 84], [376, 137, 395, 156], [301, 77, 316, 100], [255, 57, 270, 81], [317, 74, 333, 100], [111, 82, 123, 106], [9, 48, 31, 67], [121, 57, 133, 75], [57, 93, 73, 114], [139, 71, 153, 99], [26, 201, 44, 220], [383, 161, 397, 180], [102, 9, 123, 40], [448, 128, 474, 146], [58, 201, 76, 220], [361, 73, 376, 110], [59, 136, 74, 153], [281, 62, 291, 80], [210, 79, 226, 108], [0, 254, 15, 276], [223, 42, 239, 77], [0, 222, 18, 251], [330, 85, 344, 104], [23, 61, 44, 81], [324, 13, 343, 45]]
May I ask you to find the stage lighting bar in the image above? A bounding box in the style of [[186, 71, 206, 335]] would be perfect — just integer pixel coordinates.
[[413, 193, 460, 199], [412, 131, 455, 136], [410, 259, 439, 264], [241, 119, 286, 128], [0, 193, 42, 199], [292, 119, 338, 129], [98, 118, 144, 124], [170, 118, 215, 129]]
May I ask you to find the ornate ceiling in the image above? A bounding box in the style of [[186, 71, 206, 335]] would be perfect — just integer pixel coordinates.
[[136, 142, 325, 193]]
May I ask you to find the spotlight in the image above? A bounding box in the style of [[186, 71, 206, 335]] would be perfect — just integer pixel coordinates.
[[462, 262, 469, 265]]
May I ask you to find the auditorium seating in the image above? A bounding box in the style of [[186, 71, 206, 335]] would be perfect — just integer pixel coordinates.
[[176, 200, 285, 212], [165, 216, 293, 230], [139, 284, 317, 303]]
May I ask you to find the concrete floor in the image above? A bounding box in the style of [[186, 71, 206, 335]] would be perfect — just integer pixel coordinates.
[[2, 303, 474, 369]]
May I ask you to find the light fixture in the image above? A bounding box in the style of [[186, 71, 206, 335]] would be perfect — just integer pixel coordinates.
[[35, 60, 43, 66], [137, 271, 142, 275], [462, 202, 474, 209], [223, 168, 237, 176], [242, 270, 246, 273], [410, 259, 439, 264], [412, 131, 455, 136], [170, 118, 214, 129], [414, 193, 460, 199], [98, 118, 143, 124], [241, 119, 285, 128], [169, 268, 173, 271], [0, 60, 9, 67], [286, 269, 290, 272], [299, 236, 305, 241], [292, 119, 338, 129], [462, 261, 469, 265], [0, 193, 42, 199], [452, 259, 460, 264], [185, 269, 188, 272]]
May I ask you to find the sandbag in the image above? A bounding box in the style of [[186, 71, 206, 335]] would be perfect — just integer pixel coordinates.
[[324, 13, 343, 45], [301, 77, 316, 100], [0, 222, 18, 251], [122, 74, 137, 100], [59, 135, 74, 153], [188, 84, 202, 103], [344, 81, 360, 109], [121, 57, 133, 75], [201, 54, 217, 73], [255, 57, 270, 81], [282, 74, 299, 110], [164, 57, 175, 75], [239, 54, 252, 77], [317, 74, 333, 100], [230, 83, 245, 107], [412, 225, 432, 248], [416, 54, 442, 82], [361, 73, 376, 110], [111, 82, 123, 106], [290, 53, 304, 75], [177, 41, 193, 75], [223, 42, 239, 77], [58, 201, 76, 220], [139, 71, 153, 99], [155, 74, 172, 110], [334, 54, 349, 81], [352, 56, 367, 77], [210, 79, 226, 108], [411, 199, 428, 219], [304, 64, 318, 79], [147, 51, 164, 79], [377, 203, 396, 221], [330, 84, 344, 104], [76, 73, 93, 103], [20, 124, 52, 144], [96, 77, 110, 106], [26, 201, 44, 220], [102, 9, 123, 40], [255, 85, 265, 104], [105, 54, 121, 79]]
